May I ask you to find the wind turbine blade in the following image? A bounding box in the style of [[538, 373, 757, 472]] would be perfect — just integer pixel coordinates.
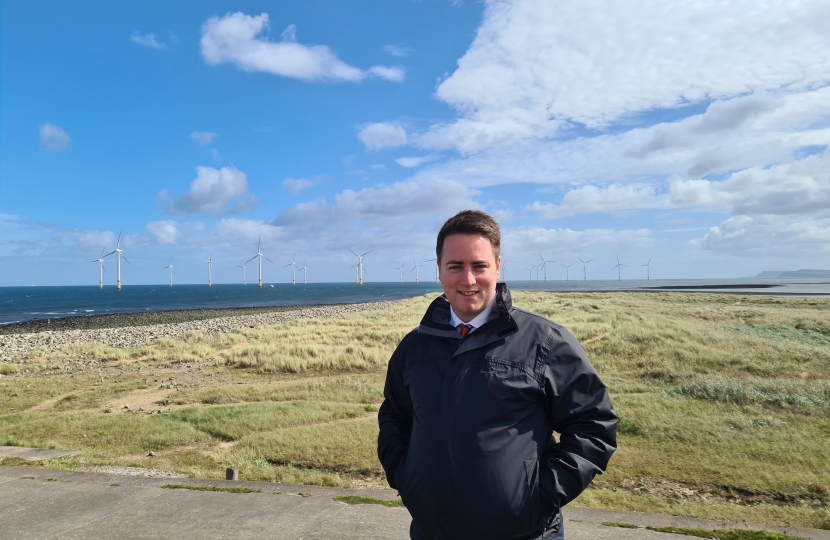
[[577, 257, 584, 263], [122, 255, 130, 264], [246, 255, 258, 264], [349, 249, 358, 257], [116, 230, 122, 248], [103, 250, 117, 258], [263, 256, 273, 263], [362, 250, 373, 257], [284, 262, 293, 267], [100, 248, 105, 258]]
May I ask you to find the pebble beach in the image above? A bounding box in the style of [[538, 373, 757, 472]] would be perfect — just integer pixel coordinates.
[[0, 301, 402, 361]]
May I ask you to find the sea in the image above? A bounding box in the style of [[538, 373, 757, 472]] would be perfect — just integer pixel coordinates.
[[0, 279, 828, 326]]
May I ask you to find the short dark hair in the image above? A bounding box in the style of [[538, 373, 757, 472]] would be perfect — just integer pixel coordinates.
[[436, 210, 501, 262]]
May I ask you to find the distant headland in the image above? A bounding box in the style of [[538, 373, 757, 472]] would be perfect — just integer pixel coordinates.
[[755, 269, 830, 278]]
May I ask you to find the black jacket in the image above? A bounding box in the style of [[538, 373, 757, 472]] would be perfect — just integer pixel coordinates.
[[377, 284, 617, 540]]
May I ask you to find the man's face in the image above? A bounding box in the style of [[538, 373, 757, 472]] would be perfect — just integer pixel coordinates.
[[439, 233, 501, 323]]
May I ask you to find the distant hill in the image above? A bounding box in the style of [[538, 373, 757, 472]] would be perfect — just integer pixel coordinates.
[[756, 269, 830, 278]]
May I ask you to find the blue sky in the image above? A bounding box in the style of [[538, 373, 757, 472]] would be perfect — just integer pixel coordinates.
[[2, 0, 829, 286]]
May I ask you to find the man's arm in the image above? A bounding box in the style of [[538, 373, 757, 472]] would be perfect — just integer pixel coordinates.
[[538, 326, 617, 511], [377, 339, 414, 490]]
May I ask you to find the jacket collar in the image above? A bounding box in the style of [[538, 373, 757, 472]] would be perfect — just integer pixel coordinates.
[[418, 283, 518, 354]]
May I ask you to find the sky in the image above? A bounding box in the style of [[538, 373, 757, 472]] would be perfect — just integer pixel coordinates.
[[2, 0, 829, 286]]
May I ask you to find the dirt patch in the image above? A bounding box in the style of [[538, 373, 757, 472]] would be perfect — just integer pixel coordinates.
[[584, 332, 611, 344]]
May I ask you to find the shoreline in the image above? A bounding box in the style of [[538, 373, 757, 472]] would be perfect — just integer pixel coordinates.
[[0, 300, 405, 359], [4, 286, 829, 335]]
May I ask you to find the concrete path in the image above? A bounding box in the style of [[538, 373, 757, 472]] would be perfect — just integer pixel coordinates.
[[0, 446, 79, 461], [1, 466, 826, 540]]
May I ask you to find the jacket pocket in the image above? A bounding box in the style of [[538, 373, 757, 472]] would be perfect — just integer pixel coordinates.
[[524, 457, 543, 527]]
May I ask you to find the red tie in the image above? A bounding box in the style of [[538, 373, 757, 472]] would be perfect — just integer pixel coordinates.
[[457, 324, 472, 338]]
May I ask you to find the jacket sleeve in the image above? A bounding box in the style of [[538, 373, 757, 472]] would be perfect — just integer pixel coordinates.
[[538, 326, 617, 511], [377, 335, 414, 490]]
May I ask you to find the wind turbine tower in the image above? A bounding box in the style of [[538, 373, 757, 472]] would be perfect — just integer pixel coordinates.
[[236, 265, 247, 286], [577, 257, 594, 281], [562, 263, 573, 281], [162, 258, 174, 286], [411, 257, 425, 283], [395, 262, 406, 283], [349, 249, 372, 285], [285, 252, 299, 285], [246, 239, 273, 287], [90, 249, 106, 288], [351, 265, 359, 283], [539, 254, 556, 282], [206, 255, 213, 286], [425, 258, 439, 283], [640, 258, 653, 281], [103, 231, 129, 290], [612, 256, 628, 281], [526, 266, 533, 280], [299, 261, 308, 284]]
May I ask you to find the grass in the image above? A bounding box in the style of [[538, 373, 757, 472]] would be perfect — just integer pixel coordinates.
[[334, 495, 405, 507], [1, 292, 829, 529], [646, 526, 807, 539], [161, 484, 261, 494], [602, 521, 639, 528]]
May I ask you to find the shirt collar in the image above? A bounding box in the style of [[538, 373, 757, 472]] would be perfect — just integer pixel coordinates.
[[449, 293, 497, 333]]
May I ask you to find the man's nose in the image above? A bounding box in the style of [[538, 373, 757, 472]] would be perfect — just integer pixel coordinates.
[[461, 267, 476, 286]]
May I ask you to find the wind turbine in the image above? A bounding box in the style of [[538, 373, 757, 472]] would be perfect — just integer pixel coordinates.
[[350, 264, 359, 283], [395, 262, 406, 283], [284, 252, 299, 285], [411, 257, 425, 283], [425, 258, 439, 283], [103, 230, 129, 290], [299, 261, 308, 284], [236, 264, 247, 285], [612, 256, 628, 281], [577, 257, 594, 281], [539, 254, 556, 282], [162, 258, 174, 286], [349, 249, 372, 285], [562, 263, 573, 281], [205, 255, 213, 286], [526, 266, 534, 280], [246, 238, 273, 287], [90, 249, 106, 288], [640, 257, 653, 281]]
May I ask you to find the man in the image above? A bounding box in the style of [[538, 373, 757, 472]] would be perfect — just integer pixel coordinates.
[[378, 210, 617, 540]]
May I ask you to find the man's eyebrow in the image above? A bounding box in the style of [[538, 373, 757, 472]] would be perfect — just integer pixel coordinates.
[[444, 259, 490, 265]]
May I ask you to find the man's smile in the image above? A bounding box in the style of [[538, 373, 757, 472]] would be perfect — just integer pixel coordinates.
[[458, 290, 478, 296]]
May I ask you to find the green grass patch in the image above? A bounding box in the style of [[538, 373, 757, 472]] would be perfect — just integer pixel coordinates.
[[161, 484, 261, 494], [334, 495, 404, 507], [646, 526, 806, 539], [602, 521, 639, 528], [666, 380, 830, 408]]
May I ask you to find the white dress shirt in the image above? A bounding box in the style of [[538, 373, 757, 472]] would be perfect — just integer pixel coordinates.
[[449, 293, 497, 335]]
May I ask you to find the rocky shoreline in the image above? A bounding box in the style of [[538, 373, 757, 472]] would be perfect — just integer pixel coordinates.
[[0, 301, 401, 360]]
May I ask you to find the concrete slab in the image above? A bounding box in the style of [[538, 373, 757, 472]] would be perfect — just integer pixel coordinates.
[[1, 467, 827, 540], [0, 446, 79, 461]]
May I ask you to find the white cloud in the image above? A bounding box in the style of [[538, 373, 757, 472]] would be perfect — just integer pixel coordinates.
[[146, 220, 181, 245], [395, 155, 438, 168], [357, 122, 407, 151], [691, 215, 830, 257], [384, 45, 412, 57], [283, 178, 321, 194], [161, 166, 256, 215], [670, 150, 830, 216], [370, 164, 386, 170], [190, 131, 218, 145], [414, 0, 830, 153], [215, 218, 285, 245], [130, 32, 165, 49], [200, 12, 403, 83], [211, 148, 222, 162], [367, 66, 405, 82], [503, 227, 654, 259], [39, 124, 70, 151], [528, 184, 668, 219], [332, 180, 480, 222]]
